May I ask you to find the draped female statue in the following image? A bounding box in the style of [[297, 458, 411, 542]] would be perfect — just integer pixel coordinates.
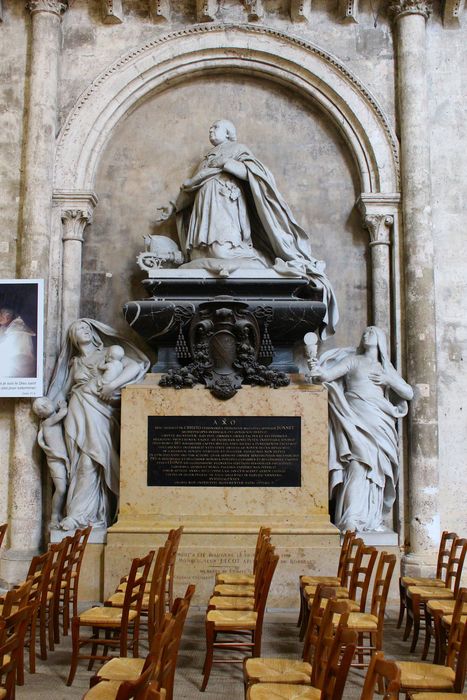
[[44, 319, 149, 530], [309, 326, 413, 532], [157, 119, 338, 338]]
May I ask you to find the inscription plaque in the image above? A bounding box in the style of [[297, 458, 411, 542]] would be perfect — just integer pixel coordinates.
[[147, 416, 301, 487]]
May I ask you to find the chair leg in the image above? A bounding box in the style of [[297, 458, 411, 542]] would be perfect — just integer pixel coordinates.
[[397, 578, 406, 628], [66, 617, 80, 686], [29, 612, 38, 674], [297, 585, 304, 628], [39, 605, 48, 660], [403, 598, 414, 641], [253, 628, 262, 657], [299, 598, 310, 642], [48, 600, 55, 652], [63, 587, 70, 636], [422, 609, 432, 660], [200, 622, 215, 692], [410, 600, 421, 653]]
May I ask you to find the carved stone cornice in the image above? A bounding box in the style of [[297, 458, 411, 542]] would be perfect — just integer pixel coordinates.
[[26, 0, 68, 16], [364, 214, 394, 246], [389, 0, 432, 21]]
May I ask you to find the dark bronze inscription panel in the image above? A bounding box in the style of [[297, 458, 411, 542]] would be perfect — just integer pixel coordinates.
[[147, 416, 301, 487]]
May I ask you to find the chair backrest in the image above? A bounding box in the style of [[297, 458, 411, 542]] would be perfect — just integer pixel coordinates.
[[369, 552, 397, 628], [26, 548, 54, 607], [253, 530, 272, 578], [360, 652, 401, 700], [143, 683, 166, 700], [340, 536, 363, 589], [446, 587, 467, 691], [148, 544, 172, 644], [0, 523, 7, 550], [436, 531, 458, 581], [165, 527, 183, 610], [156, 585, 195, 700], [0, 605, 33, 697], [445, 538, 467, 595], [337, 530, 356, 582], [114, 652, 159, 700], [121, 551, 155, 635], [68, 524, 92, 585], [302, 584, 337, 663], [48, 536, 73, 597], [348, 543, 378, 612], [0, 579, 32, 618], [320, 626, 357, 700], [253, 527, 271, 575], [254, 547, 279, 617], [312, 598, 352, 688]]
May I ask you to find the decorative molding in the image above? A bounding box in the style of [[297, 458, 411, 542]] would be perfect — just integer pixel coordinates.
[[442, 0, 465, 25], [149, 0, 170, 22], [101, 0, 124, 24], [196, 0, 217, 21], [53, 190, 98, 242], [389, 0, 432, 21], [26, 0, 68, 16], [55, 24, 400, 196], [339, 0, 358, 23], [290, 0, 311, 22]]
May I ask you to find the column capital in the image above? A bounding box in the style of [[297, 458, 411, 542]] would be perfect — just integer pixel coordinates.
[[389, 0, 432, 22], [26, 0, 69, 16], [53, 190, 98, 242], [357, 193, 400, 246], [364, 214, 394, 246]]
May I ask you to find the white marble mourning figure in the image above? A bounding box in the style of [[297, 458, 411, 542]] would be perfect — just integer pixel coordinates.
[[308, 326, 413, 532], [44, 319, 149, 531], [156, 119, 338, 337]]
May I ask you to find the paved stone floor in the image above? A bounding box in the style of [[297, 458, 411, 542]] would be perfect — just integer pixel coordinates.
[[14, 605, 428, 700]]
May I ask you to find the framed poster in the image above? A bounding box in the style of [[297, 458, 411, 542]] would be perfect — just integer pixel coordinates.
[[0, 279, 44, 397]]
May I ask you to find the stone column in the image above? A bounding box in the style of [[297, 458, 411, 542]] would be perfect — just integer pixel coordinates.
[[0, 0, 68, 587], [390, 0, 440, 573], [53, 191, 98, 335]]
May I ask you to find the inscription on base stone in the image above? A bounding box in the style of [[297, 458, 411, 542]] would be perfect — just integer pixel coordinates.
[[147, 416, 301, 487]]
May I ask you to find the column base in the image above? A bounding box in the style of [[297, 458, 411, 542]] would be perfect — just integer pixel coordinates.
[[401, 551, 437, 578], [0, 547, 40, 589]]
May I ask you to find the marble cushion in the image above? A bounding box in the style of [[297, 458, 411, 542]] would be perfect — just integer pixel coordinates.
[[244, 657, 312, 684], [79, 606, 138, 626], [97, 656, 144, 681], [396, 661, 455, 690], [247, 683, 320, 699]]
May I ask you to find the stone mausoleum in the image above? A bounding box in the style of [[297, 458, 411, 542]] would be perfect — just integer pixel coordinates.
[[0, 0, 466, 608]]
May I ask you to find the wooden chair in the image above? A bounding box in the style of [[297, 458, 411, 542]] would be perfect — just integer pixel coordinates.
[[165, 527, 183, 611], [301, 541, 377, 642], [359, 652, 401, 700], [297, 530, 355, 631], [245, 626, 357, 700], [404, 537, 467, 653], [57, 524, 92, 637], [216, 526, 271, 586], [66, 550, 154, 686], [423, 587, 467, 663], [82, 652, 160, 700], [108, 544, 172, 645], [50, 534, 75, 645], [209, 542, 276, 609], [200, 548, 279, 691], [0, 524, 7, 551], [39, 536, 73, 658], [0, 605, 33, 700], [243, 595, 350, 692], [90, 585, 195, 700], [342, 552, 396, 670], [395, 596, 467, 696], [398, 531, 457, 629]]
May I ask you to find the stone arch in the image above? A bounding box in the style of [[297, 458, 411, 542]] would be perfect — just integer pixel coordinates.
[[54, 23, 399, 194]]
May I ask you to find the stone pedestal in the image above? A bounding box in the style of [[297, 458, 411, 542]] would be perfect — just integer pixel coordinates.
[[104, 375, 340, 607]]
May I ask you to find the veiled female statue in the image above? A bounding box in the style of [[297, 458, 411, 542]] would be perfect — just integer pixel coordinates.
[[157, 119, 338, 338], [45, 319, 149, 530], [309, 326, 413, 532]]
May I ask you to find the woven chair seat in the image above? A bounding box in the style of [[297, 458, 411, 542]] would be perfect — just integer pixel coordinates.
[[342, 612, 379, 630], [79, 606, 137, 626], [397, 661, 455, 690], [407, 586, 454, 601], [206, 609, 257, 629], [208, 596, 255, 611], [212, 584, 255, 597], [441, 613, 467, 626], [0, 688, 6, 699], [410, 695, 467, 699], [244, 656, 312, 684], [216, 572, 255, 585], [97, 656, 144, 681], [247, 682, 320, 699], [402, 576, 445, 588], [304, 584, 349, 599], [116, 581, 152, 594], [300, 575, 341, 587], [83, 680, 127, 699], [106, 591, 157, 611]]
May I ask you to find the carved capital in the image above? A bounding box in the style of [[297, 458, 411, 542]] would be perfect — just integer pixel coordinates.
[[364, 214, 393, 247], [27, 0, 68, 16], [389, 0, 432, 21], [61, 209, 92, 242]]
